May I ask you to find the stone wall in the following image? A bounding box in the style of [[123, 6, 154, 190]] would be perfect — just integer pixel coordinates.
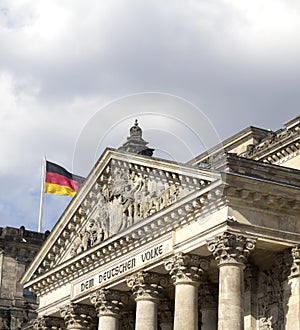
[[0, 226, 48, 329]]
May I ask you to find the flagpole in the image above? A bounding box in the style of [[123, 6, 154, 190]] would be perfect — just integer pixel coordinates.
[[38, 156, 46, 233]]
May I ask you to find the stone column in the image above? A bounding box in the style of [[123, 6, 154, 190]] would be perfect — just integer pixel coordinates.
[[127, 272, 162, 330], [207, 232, 256, 330], [286, 245, 300, 329], [164, 253, 208, 330], [60, 303, 97, 330], [90, 288, 123, 330], [199, 283, 218, 330]]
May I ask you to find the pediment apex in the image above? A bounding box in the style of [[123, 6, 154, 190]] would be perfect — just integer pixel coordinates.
[[22, 149, 219, 285]]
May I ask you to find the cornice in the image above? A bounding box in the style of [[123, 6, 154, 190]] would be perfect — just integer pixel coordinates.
[[240, 123, 299, 163], [188, 126, 269, 166], [225, 222, 300, 248], [223, 173, 300, 215]]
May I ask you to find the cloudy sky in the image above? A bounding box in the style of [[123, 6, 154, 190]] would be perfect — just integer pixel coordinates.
[[0, 0, 299, 232]]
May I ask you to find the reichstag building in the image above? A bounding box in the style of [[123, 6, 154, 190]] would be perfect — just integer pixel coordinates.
[[6, 116, 300, 329]]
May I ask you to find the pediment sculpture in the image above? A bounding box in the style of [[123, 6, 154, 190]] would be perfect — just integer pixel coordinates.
[[70, 163, 194, 256]]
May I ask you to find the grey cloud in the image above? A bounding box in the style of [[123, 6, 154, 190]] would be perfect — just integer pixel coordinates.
[[0, 1, 299, 230]]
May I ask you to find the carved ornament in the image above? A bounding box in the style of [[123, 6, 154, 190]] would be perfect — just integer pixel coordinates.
[[257, 250, 292, 330], [127, 271, 164, 301], [289, 245, 300, 278], [207, 232, 256, 266], [60, 303, 96, 329], [164, 252, 209, 284], [67, 161, 204, 258], [32, 316, 65, 330], [90, 288, 123, 317]]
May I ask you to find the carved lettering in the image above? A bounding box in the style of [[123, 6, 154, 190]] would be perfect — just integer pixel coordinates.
[[98, 258, 136, 284], [81, 278, 94, 292], [141, 244, 163, 262]]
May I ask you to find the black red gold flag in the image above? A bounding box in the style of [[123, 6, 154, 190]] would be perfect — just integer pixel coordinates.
[[45, 161, 85, 197]]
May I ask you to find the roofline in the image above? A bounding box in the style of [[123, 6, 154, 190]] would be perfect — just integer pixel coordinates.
[[188, 126, 269, 165]]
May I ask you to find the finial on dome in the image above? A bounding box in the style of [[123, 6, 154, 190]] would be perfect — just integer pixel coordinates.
[[118, 119, 154, 156], [130, 119, 142, 137]]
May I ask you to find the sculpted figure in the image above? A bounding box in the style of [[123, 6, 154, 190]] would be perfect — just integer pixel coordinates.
[[70, 219, 105, 256]]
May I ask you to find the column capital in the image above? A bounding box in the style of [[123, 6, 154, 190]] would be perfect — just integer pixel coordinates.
[[207, 232, 256, 266], [290, 245, 300, 278], [90, 288, 123, 317], [32, 316, 66, 330], [127, 271, 163, 301], [60, 303, 96, 329], [164, 252, 208, 285]]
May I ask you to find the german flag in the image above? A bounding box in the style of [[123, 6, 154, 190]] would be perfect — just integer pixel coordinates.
[[45, 161, 85, 197]]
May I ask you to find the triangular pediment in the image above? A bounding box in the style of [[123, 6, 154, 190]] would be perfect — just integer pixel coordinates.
[[23, 149, 219, 284]]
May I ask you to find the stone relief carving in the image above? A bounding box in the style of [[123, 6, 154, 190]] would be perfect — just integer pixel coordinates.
[[60, 303, 96, 330], [257, 250, 292, 330], [32, 316, 66, 330], [207, 232, 256, 266], [259, 317, 273, 330], [164, 252, 209, 284], [290, 245, 300, 277], [101, 166, 182, 227], [70, 164, 193, 256], [70, 219, 105, 256], [127, 271, 164, 300], [90, 288, 123, 316]]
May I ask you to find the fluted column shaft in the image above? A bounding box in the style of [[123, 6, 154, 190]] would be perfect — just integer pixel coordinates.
[[207, 232, 256, 330], [174, 281, 199, 329], [165, 253, 208, 330], [136, 298, 157, 329], [218, 262, 244, 328]]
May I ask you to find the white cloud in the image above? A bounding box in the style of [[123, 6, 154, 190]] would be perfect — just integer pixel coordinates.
[[0, 0, 299, 231]]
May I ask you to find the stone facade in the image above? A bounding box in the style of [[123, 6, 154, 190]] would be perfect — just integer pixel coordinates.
[[12, 116, 300, 329], [0, 226, 48, 329]]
